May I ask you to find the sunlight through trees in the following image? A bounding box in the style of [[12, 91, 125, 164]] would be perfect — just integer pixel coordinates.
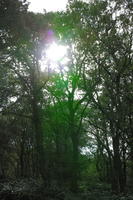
[[0, 0, 133, 199]]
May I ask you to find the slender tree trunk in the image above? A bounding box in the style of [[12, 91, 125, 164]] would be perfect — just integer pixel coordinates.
[[69, 101, 79, 191], [30, 58, 46, 180], [71, 132, 79, 191], [32, 97, 45, 179], [112, 134, 124, 193], [20, 140, 24, 177]]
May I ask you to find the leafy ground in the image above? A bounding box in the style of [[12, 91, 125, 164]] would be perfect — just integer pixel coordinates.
[[0, 179, 133, 200]]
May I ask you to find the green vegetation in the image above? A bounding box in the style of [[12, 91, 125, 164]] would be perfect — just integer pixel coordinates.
[[0, 0, 133, 199]]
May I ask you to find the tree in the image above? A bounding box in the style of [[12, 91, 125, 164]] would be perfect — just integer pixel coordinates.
[[41, 11, 91, 188], [67, 0, 133, 193]]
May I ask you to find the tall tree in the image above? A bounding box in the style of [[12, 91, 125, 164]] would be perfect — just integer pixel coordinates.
[[66, 0, 133, 193]]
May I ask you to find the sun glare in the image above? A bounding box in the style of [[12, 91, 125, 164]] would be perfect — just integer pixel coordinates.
[[46, 42, 67, 62], [40, 42, 69, 72]]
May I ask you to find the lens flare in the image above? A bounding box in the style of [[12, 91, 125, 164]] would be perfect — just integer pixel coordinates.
[[46, 42, 67, 62]]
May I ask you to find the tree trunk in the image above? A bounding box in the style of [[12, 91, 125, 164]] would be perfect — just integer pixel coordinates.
[[112, 135, 124, 193], [71, 132, 79, 191], [31, 60, 45, 180], [32, 97, 45, 179]]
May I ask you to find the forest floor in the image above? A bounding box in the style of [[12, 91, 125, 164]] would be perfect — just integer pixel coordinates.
[[0, 179, 133, 200]]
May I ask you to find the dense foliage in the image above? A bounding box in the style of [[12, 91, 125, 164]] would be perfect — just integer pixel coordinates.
[[0, 0, 133, 199]]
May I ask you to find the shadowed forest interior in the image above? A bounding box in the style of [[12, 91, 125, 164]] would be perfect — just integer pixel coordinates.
[[0, 0, 133, 199]]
